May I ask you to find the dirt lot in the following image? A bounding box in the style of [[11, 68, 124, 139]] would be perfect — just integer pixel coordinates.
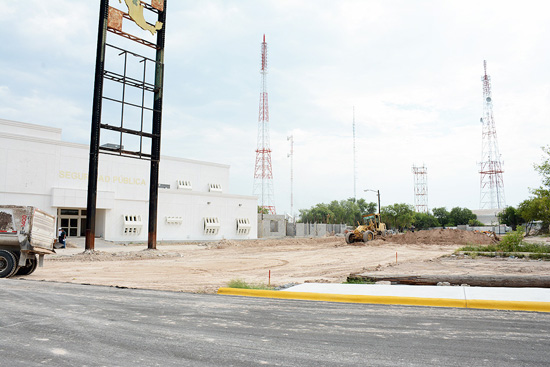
[[22, 230, 550, 293]]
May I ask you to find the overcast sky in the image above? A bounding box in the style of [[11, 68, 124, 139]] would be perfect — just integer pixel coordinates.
[[1, 0, 549, 216]]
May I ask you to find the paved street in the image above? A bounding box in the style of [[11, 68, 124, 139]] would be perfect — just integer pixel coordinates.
[[1, 279, 549, 366]]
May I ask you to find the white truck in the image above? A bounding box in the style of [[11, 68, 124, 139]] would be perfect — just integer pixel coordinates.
[[0, 206, 56, 278]]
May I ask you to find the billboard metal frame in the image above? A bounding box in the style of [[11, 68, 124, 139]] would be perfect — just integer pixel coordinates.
[[85, 0, 167, 251]]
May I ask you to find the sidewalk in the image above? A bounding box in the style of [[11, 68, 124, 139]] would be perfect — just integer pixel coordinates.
[[218, 283, 550, 313]]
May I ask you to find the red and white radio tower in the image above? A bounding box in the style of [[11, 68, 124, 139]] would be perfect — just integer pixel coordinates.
[[479, 60, 505, 209], [253, 35, 276, 214]]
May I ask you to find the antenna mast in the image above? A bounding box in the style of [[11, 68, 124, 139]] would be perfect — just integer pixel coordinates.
[[479, 60, 506, 209], [253, 34, 276, 214], [412, 164, 428, 213], [353, 107, 357, 201], [287, 135, 294, 221]]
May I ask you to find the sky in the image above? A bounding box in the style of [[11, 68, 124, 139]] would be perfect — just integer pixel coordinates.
[[1, 0, 549, 217]]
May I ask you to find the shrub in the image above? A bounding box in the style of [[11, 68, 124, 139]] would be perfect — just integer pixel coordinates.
[[498, 226, 525, 252], [226, 279, 273, 290], [344, 277, 375, 284]]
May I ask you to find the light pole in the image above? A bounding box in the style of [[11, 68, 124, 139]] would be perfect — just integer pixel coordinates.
[[364, 189, 380, 214], [287, 135, 294, 222]]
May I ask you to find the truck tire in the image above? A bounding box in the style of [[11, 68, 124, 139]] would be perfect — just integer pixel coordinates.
[[0, 250, 18, 278], [15, 255, 38, 276], [345, 232, 354, 244], [363, 230, 374, 242]]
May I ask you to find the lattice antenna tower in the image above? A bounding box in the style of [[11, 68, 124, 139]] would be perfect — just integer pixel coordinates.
[[353, 107, 357, 201], [287, 135, 294, 221], [253, 35, 276, 214], [479, 60, 505, 209], [412, 164, 428, 213]]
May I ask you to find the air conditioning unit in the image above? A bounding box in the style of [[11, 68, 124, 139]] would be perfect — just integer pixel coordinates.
[[236, 218, 251, 235], [177, 180, 192, 190], [208, 183, 222, 193], [203, 217, 220, 235], [123, 215, 142, 235], [165, 216, 183, 224]]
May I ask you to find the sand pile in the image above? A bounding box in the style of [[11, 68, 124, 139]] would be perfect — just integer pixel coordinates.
[[387, 229, 497, 246]]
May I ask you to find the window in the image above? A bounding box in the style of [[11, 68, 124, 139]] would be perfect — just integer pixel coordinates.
[[60, 209, 79, 215]]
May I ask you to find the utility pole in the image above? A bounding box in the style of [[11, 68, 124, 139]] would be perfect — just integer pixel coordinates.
[[364, 189, 381, 215]]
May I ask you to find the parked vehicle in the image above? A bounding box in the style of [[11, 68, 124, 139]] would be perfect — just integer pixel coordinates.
[[0, 206, 56, 278]]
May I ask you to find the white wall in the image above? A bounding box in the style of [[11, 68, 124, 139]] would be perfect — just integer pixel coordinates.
[[0, 119, 258, 241]]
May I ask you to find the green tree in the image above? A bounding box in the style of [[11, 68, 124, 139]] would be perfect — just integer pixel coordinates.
[[468, 218, 485, 227], [413, 212, 441, 230], [498, 206, 524, 230], [432, 207, 450, 227], [381, 203, 415, 231], [534, 145, 550, 188], [357, 199, 378, 216], [257, 206, 269, 214], [297, 198, 377, 226], [518, 193, 550, 234], [341, 198, 361, 226], [449, 207, 477, 226], [349, 198, 377, 225], [327, 200, 346, 224], [518, 146, 550, 234]]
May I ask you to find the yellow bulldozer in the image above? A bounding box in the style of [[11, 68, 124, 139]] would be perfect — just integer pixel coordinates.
[[345, 213, 387, 244]]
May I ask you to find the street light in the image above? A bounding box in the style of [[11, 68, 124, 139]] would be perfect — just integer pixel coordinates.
[[364, 189, 380, 214]]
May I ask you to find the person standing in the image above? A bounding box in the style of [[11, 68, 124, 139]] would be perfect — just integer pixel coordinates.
[[59, 228, 66, 248]]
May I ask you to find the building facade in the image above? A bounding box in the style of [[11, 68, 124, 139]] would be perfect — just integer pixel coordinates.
[[0, 119, 257, 241]]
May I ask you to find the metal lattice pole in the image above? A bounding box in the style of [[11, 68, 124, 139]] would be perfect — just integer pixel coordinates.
[[479, 60, 506, 209], [253, 35, 276, 214], [412, 164, 428, 213]]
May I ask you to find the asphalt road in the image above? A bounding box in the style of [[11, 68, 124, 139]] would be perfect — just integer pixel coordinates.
[[1, 279, 549, 367]]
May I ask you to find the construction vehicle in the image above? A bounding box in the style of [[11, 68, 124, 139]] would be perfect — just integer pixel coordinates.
[[345, 213, 387, 244], [0, 206, 56, 278]]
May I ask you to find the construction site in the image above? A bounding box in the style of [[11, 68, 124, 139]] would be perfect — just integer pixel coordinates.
[[0, 2, 544, 293], [18, 230, 550, 293], [4, 3, 550, 367]]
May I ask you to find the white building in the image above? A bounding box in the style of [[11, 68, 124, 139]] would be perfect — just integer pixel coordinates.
[[0, 119, 257, 241], [472, 209, 504, 226]]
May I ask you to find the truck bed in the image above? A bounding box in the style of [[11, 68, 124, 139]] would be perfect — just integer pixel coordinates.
[[0, 206, 56, 253]]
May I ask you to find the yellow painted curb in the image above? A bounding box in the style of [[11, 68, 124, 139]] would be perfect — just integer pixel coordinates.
[[467, 299, 550, 313], [217, 288, 550, 313]]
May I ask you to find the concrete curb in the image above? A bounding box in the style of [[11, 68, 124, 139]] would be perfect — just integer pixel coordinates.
[[217, 288, 550, 313]]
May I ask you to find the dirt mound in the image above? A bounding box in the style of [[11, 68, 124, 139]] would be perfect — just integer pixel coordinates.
[[386, 229, 496, 246]]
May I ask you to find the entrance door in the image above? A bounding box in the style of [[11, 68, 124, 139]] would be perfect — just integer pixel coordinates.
[[58, 209, 87, 238]]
